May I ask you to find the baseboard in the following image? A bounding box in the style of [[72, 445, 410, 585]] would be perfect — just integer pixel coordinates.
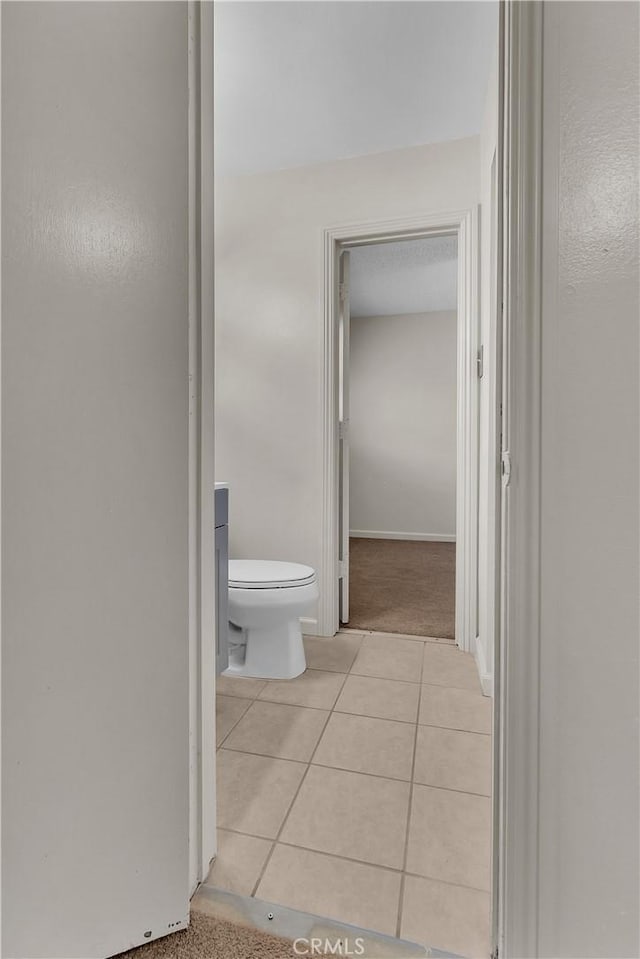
[[350, 530, 456, 543], [474, 634, 494, 698]]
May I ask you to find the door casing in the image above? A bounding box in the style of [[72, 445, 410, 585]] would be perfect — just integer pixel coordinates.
[[204, 2, 547, 954], [337, 250, 351, 625], [320, 209, 480, 654], [188, 0, 216, 894], [494, 3, 544, 956]]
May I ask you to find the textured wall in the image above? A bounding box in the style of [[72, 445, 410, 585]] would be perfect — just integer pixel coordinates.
[[2, 4, 190, 955], [537, 3, 639, 955]]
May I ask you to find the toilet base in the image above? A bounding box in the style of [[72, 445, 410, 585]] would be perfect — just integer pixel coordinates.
[[224, 619, 307, 680]]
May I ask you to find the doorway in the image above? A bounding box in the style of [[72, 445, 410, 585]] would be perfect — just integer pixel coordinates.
[[320, 210, 480, 654], [338, 235, 459, 640], [208, 2, 508, 957]]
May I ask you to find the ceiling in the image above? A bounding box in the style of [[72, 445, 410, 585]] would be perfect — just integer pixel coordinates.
[[214, 1, 498, 176], [349, 235, 457, 317]]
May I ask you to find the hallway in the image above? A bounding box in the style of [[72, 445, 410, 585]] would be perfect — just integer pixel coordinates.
[[347, 538, 456, 639]]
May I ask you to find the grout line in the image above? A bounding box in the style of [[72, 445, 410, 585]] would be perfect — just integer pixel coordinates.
[[220, 691, 489, 731], [257, 670, 349, 711], [251, 638, 408, 904], [248, 686, 337, 898], [260, 666, 351, 684], [244, 685, 292, 896], [416, 722, 492, 738], [216, 637, 493, 935], [407, 781, 492, 800], [349, 670, 422, 685], [331, 703, 422, 727], [255, 698, 339, 712], [421, 680, 486, 695], [216, 826, 492, 896], [215, 687, 286, 899], [401, 869, 491, 895], [220, 829, 402, 875], [331, 704, 490, 735], [303, 632, 364, 666], [310, 758, 414, 784], [395, 635, 424, 938], [361, 633, 427, 645], [217, 741, 491, 795], [216, 697, 252, 748], [217, 745, 309, 766], [215, 692, 263, 702], [271, 839, 405, 878], [217, 700, 491, 776], [220, 681, 349, 703], [236, 696, 335, 716], [324, 708, 420, 727], [221, 747, 410, 787]]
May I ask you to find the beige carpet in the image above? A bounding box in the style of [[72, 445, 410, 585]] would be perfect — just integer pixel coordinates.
[[347, 538, 456, 639], [116, 911, 297, 959]]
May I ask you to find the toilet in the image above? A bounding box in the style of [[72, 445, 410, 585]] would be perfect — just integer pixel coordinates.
[[225, 559, 318, 680]]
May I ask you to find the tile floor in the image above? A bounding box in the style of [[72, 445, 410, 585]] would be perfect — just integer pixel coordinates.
[[208, 631, 493, 959]]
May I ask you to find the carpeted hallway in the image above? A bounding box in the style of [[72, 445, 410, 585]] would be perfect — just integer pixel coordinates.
[[116, 911, 297, 959], [346, 538, 456, 639]]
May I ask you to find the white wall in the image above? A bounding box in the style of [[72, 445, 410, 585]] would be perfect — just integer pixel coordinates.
[[476, 30, 500, 694], [349, 312, 457, 539], [215, 137, 480, 631], [2, 4, 191, 956], [534, 2, 639, 955]]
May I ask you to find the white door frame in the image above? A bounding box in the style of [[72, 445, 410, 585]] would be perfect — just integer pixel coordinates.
[[202, 1, 545, 951], [494, 2, 544, 956], [188, 0, 216, 895], [337, 249, 351, 625], [320, 208, 480, 652]]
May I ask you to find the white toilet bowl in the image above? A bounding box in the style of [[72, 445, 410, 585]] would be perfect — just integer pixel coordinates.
[[225, 560, 318, 680]]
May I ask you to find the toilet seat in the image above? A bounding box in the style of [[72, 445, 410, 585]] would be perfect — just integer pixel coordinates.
[[228, 559, 316, 590]]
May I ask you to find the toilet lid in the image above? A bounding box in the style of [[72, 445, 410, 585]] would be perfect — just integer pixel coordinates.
[[229, 559, 316, 589]]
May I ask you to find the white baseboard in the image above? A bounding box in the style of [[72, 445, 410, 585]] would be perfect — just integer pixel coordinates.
[[474, 634, 494, 698], [350, 530, 456, 543]]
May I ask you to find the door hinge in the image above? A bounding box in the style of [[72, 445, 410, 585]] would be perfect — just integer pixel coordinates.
[[339, 282, 347, 302], [501, 449, 512, 488], [339, 419, 349, 439], [477, 345, 484, 379], [338, 560, 345, 577]]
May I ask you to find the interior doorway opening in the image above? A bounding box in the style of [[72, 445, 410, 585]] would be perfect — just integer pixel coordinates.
[[337, 235, 460, 641], [321, 210, 480, 655], [210, 3, 504, 955]]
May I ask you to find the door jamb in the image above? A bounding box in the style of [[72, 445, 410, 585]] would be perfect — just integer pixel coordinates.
[[493, 2, 544, 956], [320, 208, 480, 653], [203, 1, 546, 948], [188, 0, 215, 895]]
